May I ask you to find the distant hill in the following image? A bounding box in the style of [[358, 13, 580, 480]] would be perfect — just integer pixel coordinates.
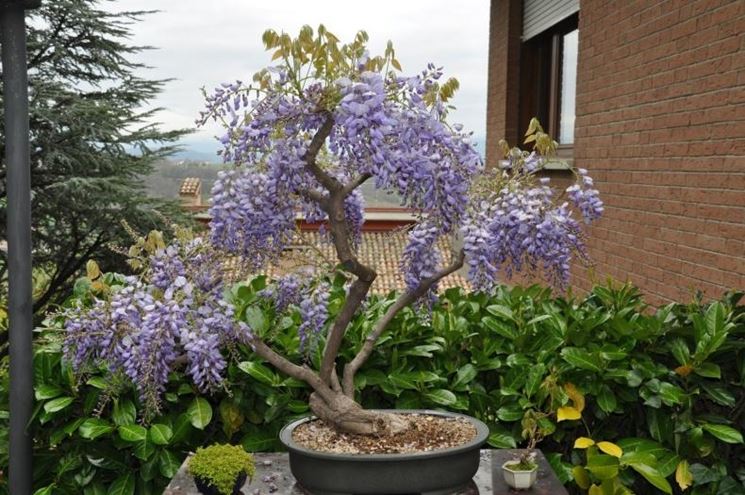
[[146, 159, 403, 208]]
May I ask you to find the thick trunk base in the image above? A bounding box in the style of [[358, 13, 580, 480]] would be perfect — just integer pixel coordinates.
[[309, 392, 410, 436]]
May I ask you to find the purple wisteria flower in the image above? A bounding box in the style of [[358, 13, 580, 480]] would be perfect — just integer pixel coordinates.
[[63, 236, 252, 414]]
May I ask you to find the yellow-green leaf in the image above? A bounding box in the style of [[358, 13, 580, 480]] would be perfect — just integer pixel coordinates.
[[675, 460, 693, 491], [557, 406, 581, 422], [574, 437, 596, 449], [597, 441, 623, 458], [572, 465, 591, 490], [589, 484, 603, 495], [86, 260, 101, 280], [564, 383, 585, 413]]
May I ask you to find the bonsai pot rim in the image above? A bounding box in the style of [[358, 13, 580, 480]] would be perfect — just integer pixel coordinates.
[[279, 409, 489, 460], [501, 461, 539, 473]]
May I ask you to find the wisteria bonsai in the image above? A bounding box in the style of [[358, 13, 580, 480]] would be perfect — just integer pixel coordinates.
[[64, 26, 602, 436]]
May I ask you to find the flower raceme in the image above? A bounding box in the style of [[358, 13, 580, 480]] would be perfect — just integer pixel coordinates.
[[65, 27, 605, 416], [200, 27, 601, 300], [63, 236, 252, 414]]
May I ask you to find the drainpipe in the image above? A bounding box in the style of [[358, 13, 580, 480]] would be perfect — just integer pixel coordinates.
[[1, 1, 41, 493]]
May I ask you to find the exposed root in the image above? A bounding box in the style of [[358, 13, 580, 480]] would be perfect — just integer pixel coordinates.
[[309, 392, 410, 436]]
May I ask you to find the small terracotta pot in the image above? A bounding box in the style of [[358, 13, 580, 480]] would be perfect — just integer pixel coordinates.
[[501, 461, 538, 490], [193, 472, 247, 495]]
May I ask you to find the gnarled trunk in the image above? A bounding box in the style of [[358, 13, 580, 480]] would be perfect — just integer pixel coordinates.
[[309, 392, 410, 436]]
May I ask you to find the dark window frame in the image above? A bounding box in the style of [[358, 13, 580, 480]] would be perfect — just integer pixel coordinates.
[[519, 14, 578, 161]]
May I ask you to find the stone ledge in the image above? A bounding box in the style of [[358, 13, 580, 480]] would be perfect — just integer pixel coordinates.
[[164, 449, 568, 495]]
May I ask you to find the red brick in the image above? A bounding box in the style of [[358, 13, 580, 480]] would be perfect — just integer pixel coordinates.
[[486, 0, 745, 306]]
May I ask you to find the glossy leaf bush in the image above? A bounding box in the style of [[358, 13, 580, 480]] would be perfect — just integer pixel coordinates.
[[1, 280, 742, 494]]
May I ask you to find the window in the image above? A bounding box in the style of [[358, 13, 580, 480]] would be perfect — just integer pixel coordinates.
[[519, 15, 578, 158]]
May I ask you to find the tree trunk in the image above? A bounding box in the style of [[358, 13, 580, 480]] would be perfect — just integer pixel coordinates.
[[308, 392, 410, 436]]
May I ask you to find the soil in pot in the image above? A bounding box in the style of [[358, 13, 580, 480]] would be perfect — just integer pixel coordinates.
[[292, 412, 478, 454], [194, 472, 247, 495]]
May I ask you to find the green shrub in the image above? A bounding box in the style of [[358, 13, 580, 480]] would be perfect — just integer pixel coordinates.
[[187, 444, 254, 495], [1, 278, 742, 494]]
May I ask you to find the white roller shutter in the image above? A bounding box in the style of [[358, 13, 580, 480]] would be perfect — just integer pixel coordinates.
[[523, 0, 579, 40]]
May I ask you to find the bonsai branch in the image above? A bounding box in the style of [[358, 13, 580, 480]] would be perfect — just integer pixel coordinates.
[[303, 112, 341, 192], [342, 248, 466, 397], [249, 337, 336, 403]]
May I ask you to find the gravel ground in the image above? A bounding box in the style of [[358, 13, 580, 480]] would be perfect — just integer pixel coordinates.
[[292, 413, 477, 454]]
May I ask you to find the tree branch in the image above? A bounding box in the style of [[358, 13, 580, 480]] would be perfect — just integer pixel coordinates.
[[342, 248, 466, 396], [303, 112, 341, 192], [249, 337, 336, 403], [341, 173, 372, 196]]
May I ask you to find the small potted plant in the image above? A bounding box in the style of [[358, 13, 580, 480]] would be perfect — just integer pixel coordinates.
[[187, 444, 255, 495], [502, 451, 538, 490], [502, 410, 544, 490]]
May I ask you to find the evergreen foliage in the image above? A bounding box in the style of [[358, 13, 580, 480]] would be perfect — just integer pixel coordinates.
[[0, 0, 188, 317]]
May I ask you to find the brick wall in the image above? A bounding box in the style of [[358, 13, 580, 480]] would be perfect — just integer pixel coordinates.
[[485, 0, 523, 165], [487, 0, 745, 304]]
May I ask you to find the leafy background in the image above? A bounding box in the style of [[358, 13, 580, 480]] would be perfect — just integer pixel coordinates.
[[1, 278, 743, 494]]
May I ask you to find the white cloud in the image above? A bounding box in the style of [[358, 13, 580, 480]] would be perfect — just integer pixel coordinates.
[[109, 0, 489, 157]]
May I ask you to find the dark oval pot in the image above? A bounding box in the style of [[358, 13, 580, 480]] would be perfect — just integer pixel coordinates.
[[193, 472, 247, 495], [279, 409, 489, 495]]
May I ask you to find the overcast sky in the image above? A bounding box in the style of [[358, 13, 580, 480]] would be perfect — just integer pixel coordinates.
[[111, 0, 490, 160]]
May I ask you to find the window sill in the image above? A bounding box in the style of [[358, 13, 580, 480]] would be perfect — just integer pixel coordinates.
[[542, 158, 573, 170]]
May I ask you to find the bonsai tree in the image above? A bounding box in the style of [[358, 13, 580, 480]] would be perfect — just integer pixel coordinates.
[[64, 26, 602, 436], [197, 25, 602, 435]]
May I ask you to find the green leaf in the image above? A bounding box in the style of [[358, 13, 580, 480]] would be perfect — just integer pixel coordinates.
[[487, 432, 517, 448], [481, 316, 517, 340], [33, 485, 55, 495], [86, 377, 108, 389], [133, 436, 155, 460], [388, 373, 417, 390], [524, 364, 546, 398], [112, 399, 136, 426], [486, 304, 515, 321], [701, 383, 736, 407], [658, 382, 686, 406], [78, 418, 114, 439], [108, 473, 135, 495], [148, 424, 172, 445], [159, 450, 182, 478], [187, 398, 213, 430], [242, 428, 277, 452], [702, 424, 744, 444], [170, 413, 193, 443], [561, 347, 603, 372], [452, 364, 477, 389], [243, 306, 268, 333], [238, 361, 279, 386], [119, 424, 147, 442], [597, 386, 617, 413], [425, 389, 457, 406], [43, 396, 74, 413], [694, 362, 721, 379], [34, 384, 63, 400], [496, 404, 524, 422], [628, 462, 673, 494], [586, 454, 620, 480]]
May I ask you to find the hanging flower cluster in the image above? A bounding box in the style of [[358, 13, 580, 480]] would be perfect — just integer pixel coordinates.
[[260, 273, 332, 353], [198, 26, 603, 305], [63, 235, 251, 414]]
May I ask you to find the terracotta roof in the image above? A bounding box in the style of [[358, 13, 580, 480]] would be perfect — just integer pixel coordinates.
[[224, 229, 469, 294], [179, 177, 201, 196]]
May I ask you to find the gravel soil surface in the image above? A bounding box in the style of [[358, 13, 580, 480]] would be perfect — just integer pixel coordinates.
[[292, 413, 478, 454]]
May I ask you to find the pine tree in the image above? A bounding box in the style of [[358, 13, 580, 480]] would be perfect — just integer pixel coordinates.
[[0, 0, 189, 313]]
